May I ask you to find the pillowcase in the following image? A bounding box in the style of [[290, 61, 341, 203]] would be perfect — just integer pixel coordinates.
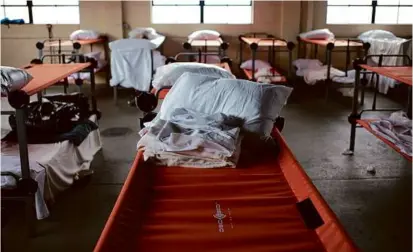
[[70, 30, 100, 40], [152, 62, 235, 90], [157, 72, 293, 136], [1, 66, 33, 96], [358, 30, 397, 41], [240, 59, 271, 71], [188, 30, 220, 40], [299, 29, 334, 40], [109, 38, 157, 51]]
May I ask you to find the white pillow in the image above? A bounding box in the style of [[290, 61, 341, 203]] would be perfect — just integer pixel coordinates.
[[188, 30, 220, 40], [157, 72, 292, 136], [109, 38, 156, 51], [152, 62, 235, 90], [299, 29, 334, 40], [1, 66, 33, 96], [358, 30, 397, 41], [129, 27, 156, 39], [240, 59, 271, 71], [70, 30, 100, 40]]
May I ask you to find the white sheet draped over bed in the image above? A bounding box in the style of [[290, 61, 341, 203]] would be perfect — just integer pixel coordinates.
[[1, 115, 102, 219], [109, 39, 165, 91], [362, 37, 410, 94]]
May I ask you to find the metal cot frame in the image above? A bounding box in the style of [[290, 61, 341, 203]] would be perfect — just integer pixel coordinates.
[[239, 32, 295, 83], [182, 36, 230, 64], [296, 37, 371, 102], [343, 54, 412, 160], [1, 61, 99, 237]]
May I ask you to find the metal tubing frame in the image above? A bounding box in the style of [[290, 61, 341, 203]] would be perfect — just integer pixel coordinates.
[[345, 54, 412, 155], [239, 33, 294, 82], [347, 59, 362, 153]]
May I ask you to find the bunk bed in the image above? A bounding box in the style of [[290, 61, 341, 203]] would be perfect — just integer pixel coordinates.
[[182, 37, 230, 64], [1, 62, 101, 235], [239, 33, 295, 84], [35, 36, 110, 87], [344, 55, 412, 161], [296, 36, 370, 101]]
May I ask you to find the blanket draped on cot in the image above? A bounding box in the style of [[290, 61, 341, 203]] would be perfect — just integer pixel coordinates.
[[369, 111, 412, 157]]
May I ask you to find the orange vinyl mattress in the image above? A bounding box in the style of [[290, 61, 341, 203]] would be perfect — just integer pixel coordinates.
[[359, 65, 412, 86], [357, 119, 412, 161], [22, 63, 91, 96], [151, 62, 232, 99], [240, 37, 287, 47], [243, 68, 287, 83], [94, 129, 357, 252], [44, 38, 105, 47], [300, 38, 363, 47]]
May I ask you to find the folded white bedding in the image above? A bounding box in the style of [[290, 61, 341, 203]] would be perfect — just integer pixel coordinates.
[[369, 111, 412, 157], [138, 108, 243, 168], [1, 115, 102, 219], [254, 67, 284, 84], [294, 59, 355, 85]]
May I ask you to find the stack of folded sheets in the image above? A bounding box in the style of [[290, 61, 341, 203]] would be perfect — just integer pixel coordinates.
[[138, 108, 243, 168]]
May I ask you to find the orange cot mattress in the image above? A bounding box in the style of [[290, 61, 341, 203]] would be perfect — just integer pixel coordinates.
[[189, 38, 224, 47], [357, 119, 412, 161], [151, 62, 232, 99], [243, 68, 287, 83], [22, 63, 91, 95], [360, 65, 412, 86], [44, 38, 104, 47], [240, 37, 287, 47], [300, 38, 363, 47], [94, 129, 357, 252]]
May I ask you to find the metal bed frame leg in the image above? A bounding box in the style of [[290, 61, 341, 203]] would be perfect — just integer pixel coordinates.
[[250, 43, 258, 81], [325, 43, 334, 102], [113, 86, 118, 105], [372, 73, 379, 110], [360, 72, 367, 106], [407, 86, 412, 119], [345, 39, 350, 77], [90, 67, 98, 113], [359, 42, 371, 106], [343, 59, 362, 156], [15, 108, 36, 235], [36, 92, 42, 102]]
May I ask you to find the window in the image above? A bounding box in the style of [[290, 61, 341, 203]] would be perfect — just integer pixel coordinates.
[[0, 0, 79, 24], [326, 0, 412, 24], [152, 0, 252, 24]]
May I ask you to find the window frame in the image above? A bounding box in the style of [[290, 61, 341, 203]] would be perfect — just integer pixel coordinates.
[[151, 0, 253, 24], [0, 0, 79, 24], [326, 0, 412, 24]]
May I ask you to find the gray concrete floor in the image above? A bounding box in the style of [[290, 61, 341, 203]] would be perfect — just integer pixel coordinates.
[[2, 89, 411, 252]]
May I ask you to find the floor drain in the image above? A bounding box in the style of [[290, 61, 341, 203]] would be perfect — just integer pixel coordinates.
[[101, 127, 133, 137]]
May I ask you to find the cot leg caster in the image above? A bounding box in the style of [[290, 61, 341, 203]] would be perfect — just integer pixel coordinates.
[[342, 149, 354, 156]]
